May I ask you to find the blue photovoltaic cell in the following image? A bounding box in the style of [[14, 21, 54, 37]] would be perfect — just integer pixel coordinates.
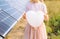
[[2, 16, 16, 26], [0, 4, 12, 12], [0, 22, 9, 32], [0, 22, 9, 35], [5, 8, 17, 16], [0, 1, 7, 5], [0, 10, 10, 21], [0, 3, 12, 11], [11, 11, 22, 19]]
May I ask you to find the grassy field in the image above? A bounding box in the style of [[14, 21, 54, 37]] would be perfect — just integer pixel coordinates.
[[45, 1, 60, 39], [4, 1, 60, 39]]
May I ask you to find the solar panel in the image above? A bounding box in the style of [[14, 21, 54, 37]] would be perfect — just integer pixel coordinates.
[[0, 0, 29, 37], [0, 9, 17, 37]]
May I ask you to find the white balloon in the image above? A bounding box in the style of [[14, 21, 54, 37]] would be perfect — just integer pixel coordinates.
[[26, 10, 44, 27]]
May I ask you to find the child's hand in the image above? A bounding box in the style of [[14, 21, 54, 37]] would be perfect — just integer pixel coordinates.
[[34, 27, 38, 30], [44, 14, 49, 22], [23, 12, 26, 19], [33, 27, 39, 30]]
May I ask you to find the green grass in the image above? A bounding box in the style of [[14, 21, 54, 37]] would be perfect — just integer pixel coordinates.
[[45, 1, 60, 39]]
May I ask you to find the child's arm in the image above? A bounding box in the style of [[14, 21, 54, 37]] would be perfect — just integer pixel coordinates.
[[43, 3, 49, 22]]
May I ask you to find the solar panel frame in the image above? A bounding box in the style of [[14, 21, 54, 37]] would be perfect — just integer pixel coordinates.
[[0, 35, 4, 39]]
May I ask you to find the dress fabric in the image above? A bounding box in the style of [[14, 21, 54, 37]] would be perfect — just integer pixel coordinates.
[[24, 2, 47, 39]]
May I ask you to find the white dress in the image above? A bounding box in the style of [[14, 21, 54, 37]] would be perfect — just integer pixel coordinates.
[[24, 2, 47, 39]]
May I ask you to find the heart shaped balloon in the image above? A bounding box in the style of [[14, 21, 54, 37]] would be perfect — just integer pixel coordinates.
[[26, 10, 44, 27]]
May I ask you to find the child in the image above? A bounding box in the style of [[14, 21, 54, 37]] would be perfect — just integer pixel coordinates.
[[24, 0, 49, 39]]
